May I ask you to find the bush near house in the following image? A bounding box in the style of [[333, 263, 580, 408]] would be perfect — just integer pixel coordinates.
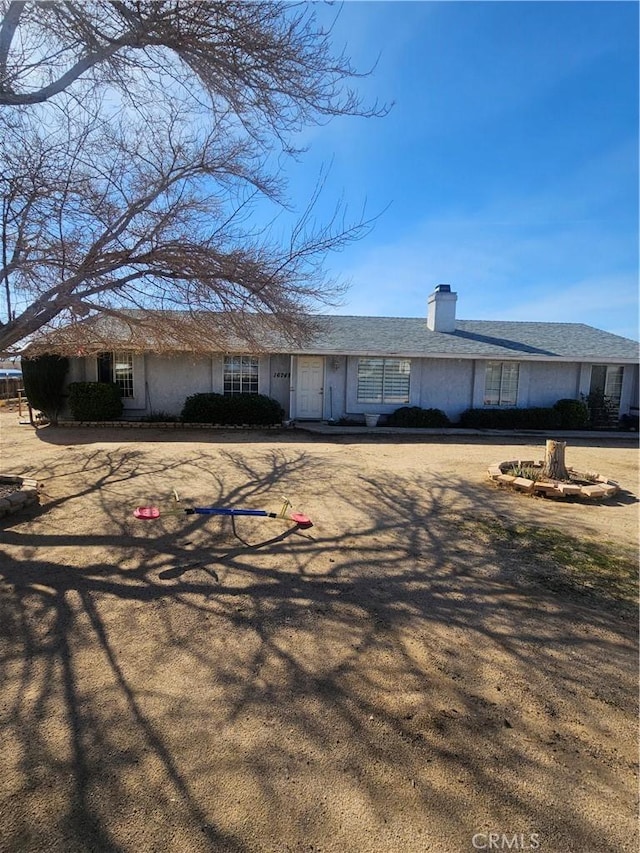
[[21, 355, 69, 425], [459, 407, 562, 430], [68, 382, 123, 421], [181, 393, 284, 425], [552, 398, 590, 430], [386, 406, 450, 428]]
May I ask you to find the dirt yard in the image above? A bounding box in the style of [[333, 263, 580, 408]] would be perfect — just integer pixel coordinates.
[[0, 412, 638, 853]]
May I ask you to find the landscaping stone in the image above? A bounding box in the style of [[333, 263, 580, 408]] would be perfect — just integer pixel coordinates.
[[0, 475, 42, 518], [581, 485, 607, 499], [533, 482, 559, 493], [557, 484, 582, 496], [513, 477, 535, 492], [490, 458, 620, 501]]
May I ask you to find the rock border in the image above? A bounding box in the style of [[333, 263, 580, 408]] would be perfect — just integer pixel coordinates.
[[56, 420, 283, 430], [488, 460, 620, 500], [0, 475, 42, 519]]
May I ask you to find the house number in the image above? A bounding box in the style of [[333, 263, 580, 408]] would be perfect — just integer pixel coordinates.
[[273, 372, 290, 378]]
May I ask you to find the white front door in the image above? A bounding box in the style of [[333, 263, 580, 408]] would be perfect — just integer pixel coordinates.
[[296, 357, 324, 419]]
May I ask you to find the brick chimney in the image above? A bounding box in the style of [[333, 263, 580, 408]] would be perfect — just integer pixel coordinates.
[[427, 284, 457, 332]]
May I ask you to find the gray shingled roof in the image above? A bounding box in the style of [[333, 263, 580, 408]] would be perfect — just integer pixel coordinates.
[[35, 311, 639, 361], [293, 316, 640, 361]]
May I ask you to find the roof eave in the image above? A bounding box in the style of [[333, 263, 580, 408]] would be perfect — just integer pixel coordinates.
[[289, 349, 639, 363]]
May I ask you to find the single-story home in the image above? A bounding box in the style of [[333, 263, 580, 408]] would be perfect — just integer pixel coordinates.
[[56, 285, 639, 424]]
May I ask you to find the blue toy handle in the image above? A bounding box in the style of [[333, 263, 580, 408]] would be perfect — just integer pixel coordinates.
[[187, 507, 277, 518]]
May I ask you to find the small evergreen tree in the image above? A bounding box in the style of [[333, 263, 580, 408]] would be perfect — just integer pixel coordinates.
[[21, 355, 69, 425]]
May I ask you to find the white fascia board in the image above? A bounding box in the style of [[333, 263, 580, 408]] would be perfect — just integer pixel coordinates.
[[289, 349, 639, 364]]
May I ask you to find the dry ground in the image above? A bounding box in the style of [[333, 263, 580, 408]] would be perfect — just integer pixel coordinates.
[[0, 411, 638, 853]]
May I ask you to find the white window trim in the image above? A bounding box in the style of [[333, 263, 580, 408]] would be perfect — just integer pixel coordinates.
[[98, 351, 134, 398], [223, 355, 259, 395], [483, 361, 520, 407], [356, 357, 411, 405]]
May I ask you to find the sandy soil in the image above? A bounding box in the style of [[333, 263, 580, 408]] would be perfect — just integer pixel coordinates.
[[0, 412, 638, 853]]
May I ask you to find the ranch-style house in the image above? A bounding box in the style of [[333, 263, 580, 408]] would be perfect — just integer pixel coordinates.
[[57, 285, 639, 425]]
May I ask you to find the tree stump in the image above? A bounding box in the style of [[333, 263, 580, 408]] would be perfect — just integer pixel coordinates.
[[542, 439, 568, 480]]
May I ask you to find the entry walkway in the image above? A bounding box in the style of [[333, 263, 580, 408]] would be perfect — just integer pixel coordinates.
[[293, 421, 639, 442]]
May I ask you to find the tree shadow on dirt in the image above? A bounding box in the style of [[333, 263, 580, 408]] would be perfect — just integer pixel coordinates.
[[29, 420, 640, 449], [0, 446, 637, 853]]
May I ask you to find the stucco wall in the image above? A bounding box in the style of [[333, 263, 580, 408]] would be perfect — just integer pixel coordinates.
[[418, 358, 474, 418], [341, 356, 475, 419], [417, 358, 583, 417], [146, 354, 281, 416], [145, 354, 213, 416], [324, 357, 347, 420], [266, 354, 292, 416], [343, 356, 583, 420], [62, 352, 638, 423], [67, 358, 87, 384], [524, 362, 581, 407], [619, 363, 638, 414], [344, 356, 416, 416]]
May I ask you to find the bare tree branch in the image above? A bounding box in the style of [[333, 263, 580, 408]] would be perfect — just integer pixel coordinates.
[[0, 1, 388, 354], [0, 105, 375, 354], [0, 2, 388, 129]]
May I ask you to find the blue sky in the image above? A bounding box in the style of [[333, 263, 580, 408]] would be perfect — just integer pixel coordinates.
[[278, 1, 639, 340]]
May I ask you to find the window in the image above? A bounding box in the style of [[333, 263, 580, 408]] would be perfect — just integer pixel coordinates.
[[590, 364, 624, 408], [484, 361, 519, 406], [224, 356, 259, 395], [357, 358, 411, 404], [97, 351, 134, 398]]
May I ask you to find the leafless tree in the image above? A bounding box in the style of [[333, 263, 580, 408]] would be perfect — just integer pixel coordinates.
[[0, 1, 387, 353]]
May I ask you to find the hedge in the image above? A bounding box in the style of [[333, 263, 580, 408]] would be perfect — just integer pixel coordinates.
[[552, 398, 590, 430], [386, 406, 450, 428], [181, 392, 284, 425], [68, 382, 123, 421]]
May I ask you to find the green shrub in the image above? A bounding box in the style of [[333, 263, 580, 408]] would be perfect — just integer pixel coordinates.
[[458, 408, 495, 429], [180, 393, 225, 423], [386, 406, 450, 428], [181, 392, 284, 425], [21, 355, 69, 425], [68, 382, 123, 421], [552, 398, 590, 429], [509, 463, 543, 481], [459, 407, 561, 429], [517, 407, 562, 429]]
